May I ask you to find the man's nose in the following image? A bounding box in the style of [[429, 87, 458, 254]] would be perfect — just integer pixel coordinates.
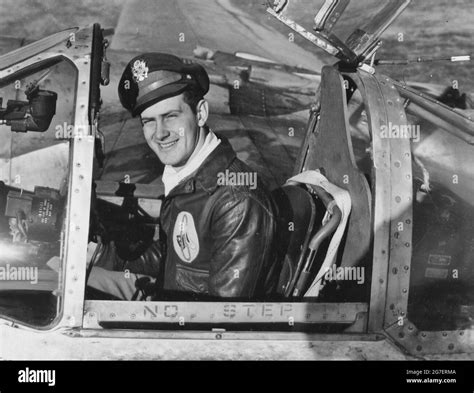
[[153, 120, 169, 140]]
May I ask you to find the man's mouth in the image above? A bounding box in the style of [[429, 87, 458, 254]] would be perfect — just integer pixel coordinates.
[[158, 139, 178, 150]]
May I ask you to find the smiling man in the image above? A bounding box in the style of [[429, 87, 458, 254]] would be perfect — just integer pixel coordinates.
[[88, 53, 277, 300]]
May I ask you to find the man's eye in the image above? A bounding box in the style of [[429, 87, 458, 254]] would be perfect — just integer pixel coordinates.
[[166, 113, 177, 120]]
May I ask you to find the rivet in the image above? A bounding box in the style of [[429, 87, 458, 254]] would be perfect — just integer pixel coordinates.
[[395, 196, 401, 203], [405, 242, 410, 247], [448, 343, 454, 350], [392, 267, 398, 274], [416, 345, 422, 351]]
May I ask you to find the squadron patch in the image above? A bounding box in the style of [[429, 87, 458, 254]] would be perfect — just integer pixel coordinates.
[[173, 211, 200, 263], [131, 59, 149, 82]]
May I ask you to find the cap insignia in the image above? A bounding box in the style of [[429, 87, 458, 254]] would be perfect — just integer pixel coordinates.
[[131, 59, 149, 82]]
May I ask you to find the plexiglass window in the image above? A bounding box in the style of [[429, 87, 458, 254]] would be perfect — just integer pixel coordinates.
[[0, 57, 77, 327]]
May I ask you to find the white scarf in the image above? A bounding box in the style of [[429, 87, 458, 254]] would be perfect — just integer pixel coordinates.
[[161, 130, 221, 196]]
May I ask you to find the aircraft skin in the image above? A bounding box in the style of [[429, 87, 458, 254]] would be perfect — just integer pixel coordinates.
[[0, 0, 473, 360]]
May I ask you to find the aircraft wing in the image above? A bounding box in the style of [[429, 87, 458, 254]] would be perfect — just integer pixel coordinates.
[[110, 0, 324, 70]]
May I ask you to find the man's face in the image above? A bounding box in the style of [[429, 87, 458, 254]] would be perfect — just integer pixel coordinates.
[[140, 93, 199, 167]]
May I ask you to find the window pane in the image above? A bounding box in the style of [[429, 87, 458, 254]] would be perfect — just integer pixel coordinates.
[[0, 57, 77, 327]]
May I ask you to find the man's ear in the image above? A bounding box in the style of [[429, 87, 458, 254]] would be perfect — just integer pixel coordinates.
[[196, 99, 209, 127]]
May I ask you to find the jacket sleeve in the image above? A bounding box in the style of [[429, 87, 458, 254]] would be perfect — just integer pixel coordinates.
[[209, 190, 275, 297], [93, 239, 164, 277], [123, 239, 164, 277]]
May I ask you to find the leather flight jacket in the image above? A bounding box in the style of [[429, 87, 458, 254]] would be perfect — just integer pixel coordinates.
[[128, 135, 278, 298]]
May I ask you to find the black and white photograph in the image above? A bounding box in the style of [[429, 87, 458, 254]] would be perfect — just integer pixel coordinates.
[[0, 0, 473, 384]]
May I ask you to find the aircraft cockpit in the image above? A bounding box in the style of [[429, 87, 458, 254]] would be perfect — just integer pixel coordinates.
[[0, 1, 473, 359]]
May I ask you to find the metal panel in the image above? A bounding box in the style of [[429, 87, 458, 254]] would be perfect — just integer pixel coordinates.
[[1, 321, 409, 360], [72, 328, 381, 342], [57, 28, 96, 330], [372, 75, 413, 329], [83, 300, 368, 329], [385, 324, 474, 356], [367, 73, 474, 356], [355, 70, 392, 333]]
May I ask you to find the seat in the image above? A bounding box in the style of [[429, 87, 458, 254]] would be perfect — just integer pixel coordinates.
[[270, 184, 318, 297], [270, 182, 343, 298]]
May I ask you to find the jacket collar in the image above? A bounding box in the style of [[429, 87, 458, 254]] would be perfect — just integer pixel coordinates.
[[164, 135, 236, 198]]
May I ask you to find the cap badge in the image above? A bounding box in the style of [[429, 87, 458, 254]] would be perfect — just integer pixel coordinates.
[[131, 59, 149, 82]]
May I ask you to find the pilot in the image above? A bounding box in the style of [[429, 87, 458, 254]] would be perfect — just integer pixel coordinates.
[[87, 53, 277, 300]]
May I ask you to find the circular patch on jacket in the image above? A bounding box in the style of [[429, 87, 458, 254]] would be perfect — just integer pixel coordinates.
[[173, 211, 200, 263]]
